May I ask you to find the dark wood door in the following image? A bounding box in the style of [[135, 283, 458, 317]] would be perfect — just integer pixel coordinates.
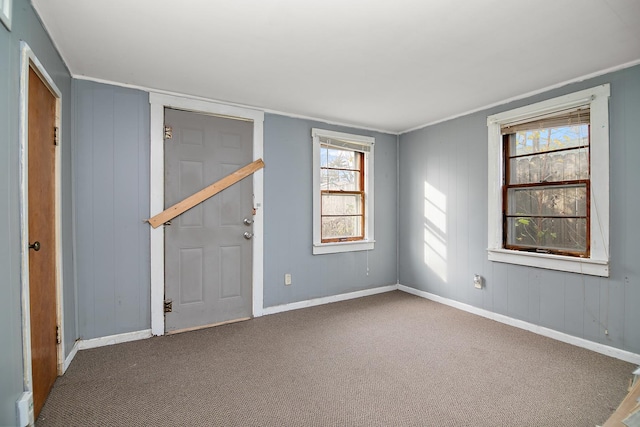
[[28, 66, 58, 418]]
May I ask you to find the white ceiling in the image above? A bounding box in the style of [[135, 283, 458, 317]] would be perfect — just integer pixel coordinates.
[[33, 0, 640, 134]]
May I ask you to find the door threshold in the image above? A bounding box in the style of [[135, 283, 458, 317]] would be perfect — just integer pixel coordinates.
[[166, 317, 251, 335]]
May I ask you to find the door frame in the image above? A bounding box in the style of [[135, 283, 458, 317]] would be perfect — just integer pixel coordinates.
[[18, 42, 65, 395], [149, 92, 265, 336]]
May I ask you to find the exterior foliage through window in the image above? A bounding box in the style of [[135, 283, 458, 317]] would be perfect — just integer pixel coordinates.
[[502, 108, 590, 257], [320, 141, 365, 242]]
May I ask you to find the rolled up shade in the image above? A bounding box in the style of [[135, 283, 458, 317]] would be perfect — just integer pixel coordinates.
[[501, 106, 590, 135]]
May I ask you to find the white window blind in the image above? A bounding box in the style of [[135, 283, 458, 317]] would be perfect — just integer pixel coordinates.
[[319, 135, 372, 152], [501, 106, 590, 134]]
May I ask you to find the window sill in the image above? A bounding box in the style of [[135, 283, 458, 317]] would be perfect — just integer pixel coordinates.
[[487, 248, 609, 277], [313, 240, 375, 255]]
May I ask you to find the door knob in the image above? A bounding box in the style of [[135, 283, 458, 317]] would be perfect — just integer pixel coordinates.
[[243, 218, 253, 226], [29, 241, 41, 251], [243, 232, 253, 240]]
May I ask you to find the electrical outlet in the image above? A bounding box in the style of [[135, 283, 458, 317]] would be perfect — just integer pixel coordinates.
[[473, 274, 482, 289], [284, 273, 292, 286]]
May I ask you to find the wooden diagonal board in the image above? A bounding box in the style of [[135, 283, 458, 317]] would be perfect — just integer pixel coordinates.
[[147, 158, 264, 229], [603, 378, 640, 427]]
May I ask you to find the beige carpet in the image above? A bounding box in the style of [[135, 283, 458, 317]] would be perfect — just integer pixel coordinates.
[[38, 291, 634, 426]]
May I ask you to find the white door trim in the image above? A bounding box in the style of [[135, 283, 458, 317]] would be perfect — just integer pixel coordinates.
[[18, 41, 66, 399], [149, 92, 265, 336]]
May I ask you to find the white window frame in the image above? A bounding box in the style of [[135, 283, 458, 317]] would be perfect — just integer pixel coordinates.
[[0, 0, 11, 30], [312, 128, 375, 255], [487, 85, 610, 277]]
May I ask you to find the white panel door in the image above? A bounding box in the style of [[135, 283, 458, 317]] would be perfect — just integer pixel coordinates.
[[164, 108, 253, 332]]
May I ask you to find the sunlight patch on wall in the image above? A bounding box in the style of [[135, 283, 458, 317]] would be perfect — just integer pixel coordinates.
[[424, 181, 447, 282]]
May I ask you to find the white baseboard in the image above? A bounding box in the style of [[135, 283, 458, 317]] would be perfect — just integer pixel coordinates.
[[73, 287, 399, 354], [398, 285, 640, 365], [77, 329, 153, 350], [262, 284, 399, 316], [62, 341, 79, 373]]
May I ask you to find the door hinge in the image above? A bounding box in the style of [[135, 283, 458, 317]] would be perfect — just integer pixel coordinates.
[[164, 125, 173, 140], [54, 127, 59, 146], [56, 325, 61, 344], [164, 299, 173, 313]]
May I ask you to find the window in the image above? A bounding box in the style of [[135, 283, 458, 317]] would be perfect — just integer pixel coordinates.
[[503, 109, 590, 256], [0, 0, 12, 30], [320, 144, 365, 242], [487, 85, 610, 276], [312, 128, 374, 254]]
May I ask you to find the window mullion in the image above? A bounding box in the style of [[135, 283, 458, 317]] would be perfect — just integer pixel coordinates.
[[506, 180, 589, 190]]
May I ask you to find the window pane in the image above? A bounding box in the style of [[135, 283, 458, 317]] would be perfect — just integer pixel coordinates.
[[509, 148, 588, 184], [507, 185, 587, 217], [320, 145, 329, 168], [510, 124, 589, 156], [322, 146, 358, 170], [322, 193, 362, 215], [320, 169, 360, 191], [322, 216, 362, 239], [506, 217, 587, 252]]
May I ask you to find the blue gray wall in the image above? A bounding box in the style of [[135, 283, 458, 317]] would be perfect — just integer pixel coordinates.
[[263, 114, 398, 307], [0, 0, 75, 424], [70, 101, 398, 335], [399, 65, 640, 355], [72, 80, 150, 339]]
